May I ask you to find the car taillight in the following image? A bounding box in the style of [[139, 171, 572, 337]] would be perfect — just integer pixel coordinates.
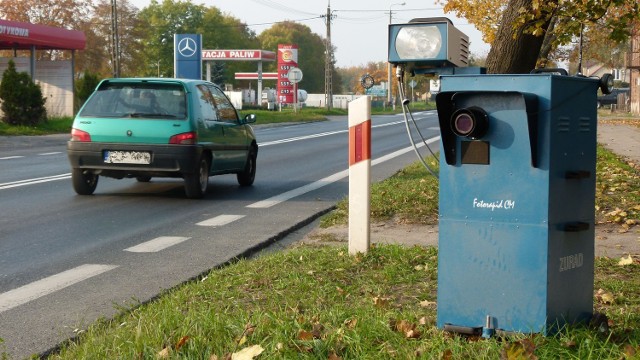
[[70, 128, 91, 142], [169, 132, 197, 144]]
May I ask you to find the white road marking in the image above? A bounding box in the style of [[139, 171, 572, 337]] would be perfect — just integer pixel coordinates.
[[0, 173, 71, 190], [0, 264, 118, 313], [196, 214, 245, 227], [124, 236, 191, 253], [258, 119, 418, 147], [38, 152, 62, 156], [0, 156, 24, 160], [248, 137, 440, 209]]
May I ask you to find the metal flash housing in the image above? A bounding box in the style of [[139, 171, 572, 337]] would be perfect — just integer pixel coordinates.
[[388, 17, 469, 72]]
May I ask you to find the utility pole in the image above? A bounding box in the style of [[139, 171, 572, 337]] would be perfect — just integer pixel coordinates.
[[111, 0, 121, 78], [322, 1, 335, 110], [387, 2, 405, 105]]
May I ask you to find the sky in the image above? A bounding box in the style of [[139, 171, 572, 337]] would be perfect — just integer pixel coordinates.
[[129, 0, 490, 68]]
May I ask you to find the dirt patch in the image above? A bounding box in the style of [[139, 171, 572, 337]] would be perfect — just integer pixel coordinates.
[[301, 221, 640, 260]]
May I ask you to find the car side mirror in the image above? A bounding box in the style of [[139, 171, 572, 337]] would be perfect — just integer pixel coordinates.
[[244, 114, 256, 124]]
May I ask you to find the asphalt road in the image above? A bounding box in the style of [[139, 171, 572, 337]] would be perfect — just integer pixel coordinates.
[[0, 110, 441, 358]]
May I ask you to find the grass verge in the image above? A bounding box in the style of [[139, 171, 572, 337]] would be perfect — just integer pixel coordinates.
[[47, 244, 640, 359], [0, 117, 73, 136]]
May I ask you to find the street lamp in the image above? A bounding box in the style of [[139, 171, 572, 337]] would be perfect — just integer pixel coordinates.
[[388, 2, 405, 105]]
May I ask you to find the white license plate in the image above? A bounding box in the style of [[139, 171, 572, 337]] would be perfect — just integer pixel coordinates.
[[104, 150, 151, 164]]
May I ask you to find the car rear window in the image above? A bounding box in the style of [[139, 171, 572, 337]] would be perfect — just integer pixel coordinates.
[[79, 82, 187, 119]]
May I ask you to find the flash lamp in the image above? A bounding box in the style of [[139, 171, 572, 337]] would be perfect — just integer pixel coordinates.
[[388, 17, 469, 72], [450, 106, 489, 139]]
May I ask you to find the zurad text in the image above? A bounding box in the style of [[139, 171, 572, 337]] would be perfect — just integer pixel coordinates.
[[559, 253, 584, 272]]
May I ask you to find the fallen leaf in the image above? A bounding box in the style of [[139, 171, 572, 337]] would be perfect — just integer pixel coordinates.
[[312, 323, 325, 339], [344, 318, 358, 329], [373, 296, 390, 307], [619, 254, 634, 266], [298, 329, 314, 341], [501, 338, 537, 360], [237, 336, 247, 346], [157, 347, 170, 358], [595, 288, 615, 304], [623, 344, 638, 357], [419, 300, 436, 308], [231, 344, 264, 360], [391, 319, 422, 339], [328, 351, 342, 360], [176, 336, 190, 350]]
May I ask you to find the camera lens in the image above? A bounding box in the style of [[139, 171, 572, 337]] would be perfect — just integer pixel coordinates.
[[453, 113, 474, 136], [450, 106, 489, 139]]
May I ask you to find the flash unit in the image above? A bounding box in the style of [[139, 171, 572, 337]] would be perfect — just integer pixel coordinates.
[[388, 17, 469, 71]]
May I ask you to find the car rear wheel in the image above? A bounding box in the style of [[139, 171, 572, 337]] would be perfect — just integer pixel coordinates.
[[72, 168, 98, 195], [184, 156, 210, 199], [237, 147, 257, 186]]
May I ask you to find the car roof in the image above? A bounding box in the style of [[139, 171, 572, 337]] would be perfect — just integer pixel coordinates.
[[97, 77, 220, 88]]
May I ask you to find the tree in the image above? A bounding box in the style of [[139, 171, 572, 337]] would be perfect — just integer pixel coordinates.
[[200, 7, 260, 85], [77, 0, 148, 77], [0, 0, 90, 61], [138, 0, 208, 78], [75, 71, 101, 109], [0, 60, 47, 126], [440, 0, 640, 73], [258, 21, 328, 93]]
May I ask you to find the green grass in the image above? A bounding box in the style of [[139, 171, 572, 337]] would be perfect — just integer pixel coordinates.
[[0, 117, 73, 136], [322, 158, 440, 228]]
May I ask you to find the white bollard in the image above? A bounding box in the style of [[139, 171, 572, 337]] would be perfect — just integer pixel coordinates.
[[348, 96, 371, 254]]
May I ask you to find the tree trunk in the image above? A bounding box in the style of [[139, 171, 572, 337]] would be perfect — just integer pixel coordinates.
[[485, 0, 551, 74]]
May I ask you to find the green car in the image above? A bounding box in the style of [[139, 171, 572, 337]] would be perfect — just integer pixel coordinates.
[[67, 78, 258, 199]]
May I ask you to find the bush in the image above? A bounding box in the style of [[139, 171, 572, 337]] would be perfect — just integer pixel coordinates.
[[76, 71, 100, 109], [0, 59, 47, 126]]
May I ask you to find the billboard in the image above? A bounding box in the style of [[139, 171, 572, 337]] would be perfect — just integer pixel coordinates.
[[277, 44, 298, 104]]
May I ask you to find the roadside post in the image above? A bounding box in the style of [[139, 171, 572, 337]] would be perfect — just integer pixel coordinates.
[[348, 96, 372, 254], [387, 17, 615, 336]]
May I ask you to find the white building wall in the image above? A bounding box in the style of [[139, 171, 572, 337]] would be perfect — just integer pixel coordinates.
[[0, 57, 74, 117]]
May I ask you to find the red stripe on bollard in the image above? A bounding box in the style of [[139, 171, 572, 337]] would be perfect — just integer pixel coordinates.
[[348, 120, 371, 166]]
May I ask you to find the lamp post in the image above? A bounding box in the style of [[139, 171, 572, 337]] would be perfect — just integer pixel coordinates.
[[387, 2, 405, 105]]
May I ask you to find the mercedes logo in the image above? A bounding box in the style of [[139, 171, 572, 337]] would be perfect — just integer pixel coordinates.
[[177, 37, 197, 58]]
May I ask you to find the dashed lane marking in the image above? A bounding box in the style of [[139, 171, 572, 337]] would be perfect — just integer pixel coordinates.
[[0, 174, 70, 190], [196, 214, 245, 227], [0, 156, 24, 160], [0, 264, 118, 313], [124, 236, 191, 253]]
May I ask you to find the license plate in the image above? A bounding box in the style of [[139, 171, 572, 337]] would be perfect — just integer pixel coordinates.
[[104, 150, 151, 164]]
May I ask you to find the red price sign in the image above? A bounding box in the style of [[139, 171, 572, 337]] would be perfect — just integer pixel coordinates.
[[277, 44, 298, 104]]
